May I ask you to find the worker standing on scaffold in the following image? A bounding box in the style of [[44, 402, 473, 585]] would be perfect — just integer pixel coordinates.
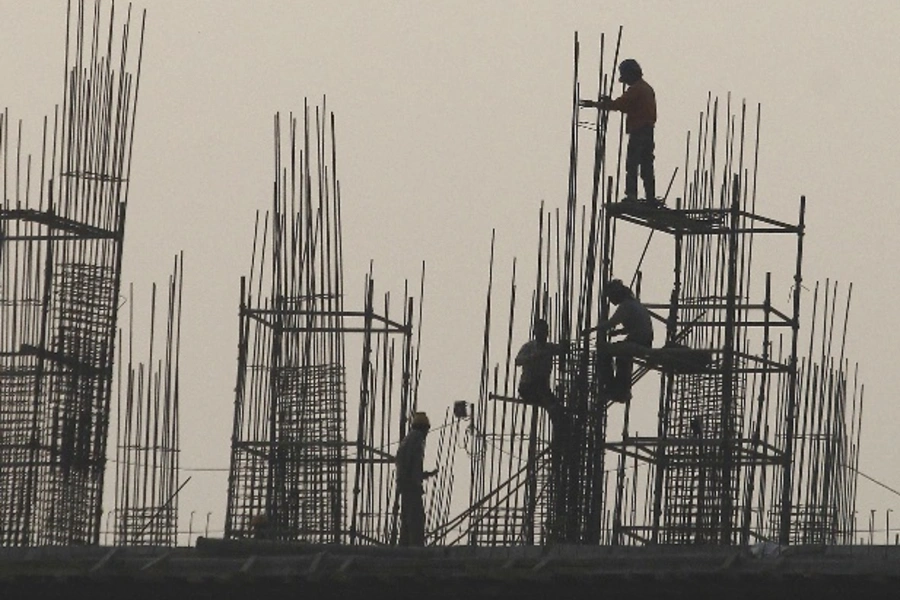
[[581, 59, 657, 203], [395, 412, 437, 546]]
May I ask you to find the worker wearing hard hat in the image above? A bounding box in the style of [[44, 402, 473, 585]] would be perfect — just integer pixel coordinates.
[[395, 411, 437, 546], [580, 58, 657, 203]]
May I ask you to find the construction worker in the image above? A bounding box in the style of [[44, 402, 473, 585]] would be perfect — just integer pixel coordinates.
[[515, 318, 565, 418], [581, 58, 657, 203], [597, 279, 653, 402], [395, 411, 437, 546]]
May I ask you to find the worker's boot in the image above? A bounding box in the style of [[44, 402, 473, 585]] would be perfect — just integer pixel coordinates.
[[642, 179, 656, 204]]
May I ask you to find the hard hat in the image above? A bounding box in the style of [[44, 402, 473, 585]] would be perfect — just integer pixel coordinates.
[[411, 412, 430, 430], [618, 59, 642, 77]]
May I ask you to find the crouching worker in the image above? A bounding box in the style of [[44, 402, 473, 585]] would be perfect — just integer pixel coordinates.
[[395, 412, 437, 546], [597, 279, 653, 402], [515, 318, 565, 420]]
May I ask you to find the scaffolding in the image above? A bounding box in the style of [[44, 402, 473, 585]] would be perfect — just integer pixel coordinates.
[[224, 104, 426, 545], [0, 0, 144, 546], [602, 124, 805, 546], [1, 6, 864, 551], [446, 31, 863, 548]]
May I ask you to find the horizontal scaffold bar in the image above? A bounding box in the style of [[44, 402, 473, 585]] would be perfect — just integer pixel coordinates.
[[605, 202, 801, 236], [0, 208, 119, 240], [18, 344, 107, 376], [605, 436, 786, 465], [241, 308, 410, 334]]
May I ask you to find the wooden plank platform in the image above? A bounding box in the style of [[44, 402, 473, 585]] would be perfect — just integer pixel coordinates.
[[606, 200, 727, 234], [600, 341, 714, 374]]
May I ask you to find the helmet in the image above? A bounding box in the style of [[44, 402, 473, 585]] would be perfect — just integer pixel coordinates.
[[411, 412, 431, 430], [618, 59, 642, 81]]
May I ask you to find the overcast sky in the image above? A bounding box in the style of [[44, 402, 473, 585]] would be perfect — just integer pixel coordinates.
[[3, 1, 900, 542]]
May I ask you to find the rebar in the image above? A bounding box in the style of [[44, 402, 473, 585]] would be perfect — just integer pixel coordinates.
[[223, 103, 424, 546], [113, 253, 183, 546], [447, 28, 863, 550], [0, 0, 144, 547]]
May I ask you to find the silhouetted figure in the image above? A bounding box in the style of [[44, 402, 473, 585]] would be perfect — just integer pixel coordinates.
[[395, 412, 437, 546], [581, 59, 657, 202], [515, 318, 565, 419], [597, 279, 653, 402]]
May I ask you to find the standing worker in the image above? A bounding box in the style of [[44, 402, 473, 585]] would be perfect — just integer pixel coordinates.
[[515, 318, 565, 420], [596, 279, 654, 402], [581, 58, 657, 203], [395, 411, 437, 546]]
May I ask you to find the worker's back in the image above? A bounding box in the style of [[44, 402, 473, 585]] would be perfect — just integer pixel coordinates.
[[611, 78, 656, 133], [614, 297, 654, 346], [515, 340, 557, 387]]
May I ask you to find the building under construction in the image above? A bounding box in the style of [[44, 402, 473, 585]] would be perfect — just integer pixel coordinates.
[[0, 5, 881, 597], [223, 106, 428, 546], [0, 1, 145, 546], [213, 32, 863, 553], [111, 253, 184, 547], [444, 32, 863, 550]]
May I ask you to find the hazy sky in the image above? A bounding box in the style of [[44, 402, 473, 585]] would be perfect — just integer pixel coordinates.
[[3, 1, 900, 542]]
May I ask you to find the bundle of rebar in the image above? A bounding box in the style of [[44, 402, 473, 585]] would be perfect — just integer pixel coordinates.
[[113, 254, 183, 546], [224, 102, 425, 546], [781, 281, 862, 545], [0, 0, 144, 547]]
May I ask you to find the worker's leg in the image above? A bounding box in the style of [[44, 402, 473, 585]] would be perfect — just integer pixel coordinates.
[[539, 386, 565, 423], [613, 355, 634, 400], [399, 493, 411, 546], [521, 382, 562, 423], [595, 340, 620, 401], [521, 382, 551, 408], [597, 350, 614, 393], [633, 126, 655, 201], [408, 491, 426, 546], [624, 133, 640, 200]]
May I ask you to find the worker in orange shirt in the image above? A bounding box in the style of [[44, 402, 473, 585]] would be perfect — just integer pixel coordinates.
[[582, 59, 657, 203]]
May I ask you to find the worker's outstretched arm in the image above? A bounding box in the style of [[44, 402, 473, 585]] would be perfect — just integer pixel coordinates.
[[579, 95, 611, 109], [606, 85, 639, 113]]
